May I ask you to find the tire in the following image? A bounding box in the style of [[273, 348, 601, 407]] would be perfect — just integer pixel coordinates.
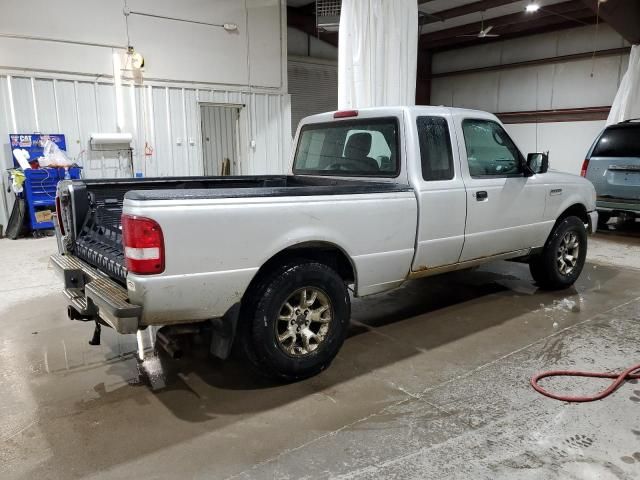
[[239, 260, 350, 382], [529, 216, 587, 290]]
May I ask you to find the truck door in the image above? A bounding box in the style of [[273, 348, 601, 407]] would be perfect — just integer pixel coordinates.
[[411, 115, 467, 270], [456, 117, 546, 262]]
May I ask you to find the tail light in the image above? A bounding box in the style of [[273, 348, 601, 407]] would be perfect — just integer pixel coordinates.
[[580, 159, 589, 177], [55, 195, 65, 235], [122, 214, 165, 274]]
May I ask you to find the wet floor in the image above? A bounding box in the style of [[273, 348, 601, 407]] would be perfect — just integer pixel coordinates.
[[1, 232, 640, 479]]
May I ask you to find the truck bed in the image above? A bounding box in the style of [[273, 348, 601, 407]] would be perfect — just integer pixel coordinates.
[[61, 175, 410, 283]]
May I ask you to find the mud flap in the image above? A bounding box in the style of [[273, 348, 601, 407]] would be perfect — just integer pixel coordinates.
[[209, 303, 240, 360]]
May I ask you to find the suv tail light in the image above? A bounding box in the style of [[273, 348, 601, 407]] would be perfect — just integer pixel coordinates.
[[122, 214, 165, 274], [580, 159, 589, 177]]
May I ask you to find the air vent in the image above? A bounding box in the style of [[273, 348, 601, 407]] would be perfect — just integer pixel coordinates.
[[316, 0, 341, 32]]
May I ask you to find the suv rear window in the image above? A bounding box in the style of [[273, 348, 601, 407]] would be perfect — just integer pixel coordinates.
[[592, 124, 640, 157], [293, 118, 399, 177]]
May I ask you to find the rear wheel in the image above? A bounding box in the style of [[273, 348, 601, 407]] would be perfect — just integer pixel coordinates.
[[239, 261, 350, 381], [529, 216, 587, 290]]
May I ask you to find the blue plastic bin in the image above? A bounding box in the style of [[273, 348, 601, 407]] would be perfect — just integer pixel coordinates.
[[23, 167, 82, 231]]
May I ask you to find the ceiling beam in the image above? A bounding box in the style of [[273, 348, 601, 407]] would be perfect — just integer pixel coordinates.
[[431, 46, 630, 77], [427, 11, 596, 50], [421, 0, 520, 24], [421, 1, 595, 50], [580, 0, 640, 44], [497, 106, 610, 123], [422, 0, 585, 42]]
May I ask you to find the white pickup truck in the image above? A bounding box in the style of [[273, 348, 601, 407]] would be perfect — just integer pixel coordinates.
[[52, 106, 597, 380]]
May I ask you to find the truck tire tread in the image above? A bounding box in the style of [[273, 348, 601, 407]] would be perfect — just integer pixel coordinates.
[[529, 216, 587, 290], [238, 260, 350, 382]]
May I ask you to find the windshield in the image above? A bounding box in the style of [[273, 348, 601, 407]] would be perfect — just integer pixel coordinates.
[[293, 118, 400, 177]]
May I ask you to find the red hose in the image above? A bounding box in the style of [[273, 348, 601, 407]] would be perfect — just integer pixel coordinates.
[[531, 363, 640, 402]]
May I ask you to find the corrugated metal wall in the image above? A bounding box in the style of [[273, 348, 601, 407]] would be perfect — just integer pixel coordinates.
[[0, 74, 292, 228], [288, 60, 338, 133]]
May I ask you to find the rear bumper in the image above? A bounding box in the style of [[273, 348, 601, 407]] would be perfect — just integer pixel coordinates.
[[50, 254, 141, 334], [596, 198, 640, 215]]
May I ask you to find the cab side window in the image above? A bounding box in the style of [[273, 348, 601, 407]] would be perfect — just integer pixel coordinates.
[[462, 119, 523, 177], [417, 116, 454, 181]]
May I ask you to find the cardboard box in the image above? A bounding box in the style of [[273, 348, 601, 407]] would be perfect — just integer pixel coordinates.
[[35, 210, 53, 223]]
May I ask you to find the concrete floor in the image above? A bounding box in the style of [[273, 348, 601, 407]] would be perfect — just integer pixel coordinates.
[[1, 224, 640, 479]]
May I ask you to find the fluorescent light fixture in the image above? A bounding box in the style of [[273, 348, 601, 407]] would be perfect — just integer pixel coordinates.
[[525, 3, 541, 12]]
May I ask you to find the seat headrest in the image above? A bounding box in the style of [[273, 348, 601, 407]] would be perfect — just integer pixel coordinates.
[[345, 133, 372, 159]]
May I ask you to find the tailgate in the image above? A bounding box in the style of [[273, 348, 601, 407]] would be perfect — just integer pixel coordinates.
[[68, 183, 129, 283], [586, 156, 640, 202]]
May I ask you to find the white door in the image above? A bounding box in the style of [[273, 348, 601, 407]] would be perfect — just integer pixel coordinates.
[[456, 117, 547, 262], [201, 105, 240, 176], [411, 115, 467, 270]]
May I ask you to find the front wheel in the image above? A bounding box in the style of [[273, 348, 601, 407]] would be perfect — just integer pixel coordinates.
[[529, 216, 587, 290], [239, 261, 350, 381]]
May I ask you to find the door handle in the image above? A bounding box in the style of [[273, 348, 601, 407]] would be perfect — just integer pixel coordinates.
[[475, 190, 488, 201]]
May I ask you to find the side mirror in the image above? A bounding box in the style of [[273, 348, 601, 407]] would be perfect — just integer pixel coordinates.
[[526, 152, 549, 175]]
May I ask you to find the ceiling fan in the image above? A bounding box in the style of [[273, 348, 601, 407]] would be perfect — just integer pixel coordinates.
[[458, 15, 500, 38]]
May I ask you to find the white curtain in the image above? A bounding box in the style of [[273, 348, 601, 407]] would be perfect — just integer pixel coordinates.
[[338, 0, 418, 109], [607, 45, 640, 125]]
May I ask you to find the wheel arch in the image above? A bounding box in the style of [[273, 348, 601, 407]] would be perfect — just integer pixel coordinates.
[[556, 203, 589, 226], [246, 241, 357, 295], [538, 203, 589, 251]]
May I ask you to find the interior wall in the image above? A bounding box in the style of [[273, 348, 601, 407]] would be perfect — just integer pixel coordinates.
[[286, 27, 338, 133], [430, 24, 629, 174], [0, 0, 285, 88], [505, 120, 605, 174], [287, 27, 338, 61], [0, 0, 291, 230], [288, 60, 338, 133]]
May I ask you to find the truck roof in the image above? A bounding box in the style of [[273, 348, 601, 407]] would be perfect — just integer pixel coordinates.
[[300, 106, 499, 126]]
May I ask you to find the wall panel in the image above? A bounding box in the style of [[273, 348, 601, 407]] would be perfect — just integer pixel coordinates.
[[33, 79, 58, 132], [430, 25, 629, 176], [0, 0, 284, 89], [506, 121, 605, 174], [11, 77, 36, 132], [0, 74, 291, 228]]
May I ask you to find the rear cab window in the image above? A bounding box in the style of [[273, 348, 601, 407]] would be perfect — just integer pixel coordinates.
[[591, 124, 640, 157], [416, 116, 454, 181], [293, 118, 400, 177]]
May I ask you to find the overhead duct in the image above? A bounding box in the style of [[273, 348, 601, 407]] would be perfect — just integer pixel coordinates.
[[338, 0, 418, 109], [316, 0, 341, 32]]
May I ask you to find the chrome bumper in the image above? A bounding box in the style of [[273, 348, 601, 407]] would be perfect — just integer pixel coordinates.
[[50, 254, 140, 334], [588, 210, 598, 234]]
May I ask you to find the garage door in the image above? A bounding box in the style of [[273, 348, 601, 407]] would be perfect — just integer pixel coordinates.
[[288, 60, 337, 134]]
